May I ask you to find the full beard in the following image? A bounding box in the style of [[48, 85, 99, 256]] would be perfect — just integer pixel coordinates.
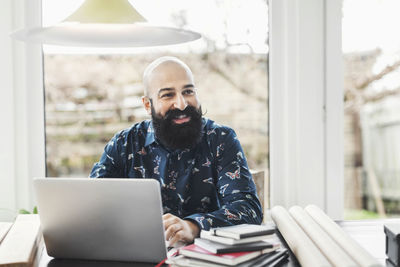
[[151, 105, 203, 150]]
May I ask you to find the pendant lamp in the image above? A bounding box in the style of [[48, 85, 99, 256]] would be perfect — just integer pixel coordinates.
[[11, 0, 201, 47]]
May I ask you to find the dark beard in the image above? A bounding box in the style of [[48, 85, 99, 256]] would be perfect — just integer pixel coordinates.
[[151, 105, 203, 150]]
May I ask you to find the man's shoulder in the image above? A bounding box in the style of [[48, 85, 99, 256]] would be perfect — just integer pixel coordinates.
[[203, 118, 235, 136], [112, 120, 151, 142]]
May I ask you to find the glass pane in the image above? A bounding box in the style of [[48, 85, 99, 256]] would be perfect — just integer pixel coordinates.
[[343, 0, 400, 219], [42, 0, 269, 186]]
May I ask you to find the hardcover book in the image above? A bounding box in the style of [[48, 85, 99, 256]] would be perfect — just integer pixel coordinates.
[[179, 243, 278, 266], [168, 249, 289, 267], [211, 224, 275, 240], [194, 238, 278, 254], [200, 230, 274, 245], [238, 249, 289, 267]]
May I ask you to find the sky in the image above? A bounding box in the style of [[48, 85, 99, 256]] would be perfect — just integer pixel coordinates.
[[342, 0, 400, 55], [42, 0, 269, 54], [341, 0, 400, 88]]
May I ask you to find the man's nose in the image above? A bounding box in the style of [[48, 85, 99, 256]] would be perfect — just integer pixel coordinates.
[[173, 94, 188, 110]]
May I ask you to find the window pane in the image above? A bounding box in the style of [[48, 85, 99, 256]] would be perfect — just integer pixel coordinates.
[[343, 0, 400, 219], [43, 0, 269, 184]]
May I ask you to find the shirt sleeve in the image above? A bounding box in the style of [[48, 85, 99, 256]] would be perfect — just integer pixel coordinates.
[[184, 128, 263, 230], [90, 131, 125, 178]]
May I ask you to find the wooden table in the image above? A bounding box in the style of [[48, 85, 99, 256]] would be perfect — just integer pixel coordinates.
[[38, 219, 394, 267]]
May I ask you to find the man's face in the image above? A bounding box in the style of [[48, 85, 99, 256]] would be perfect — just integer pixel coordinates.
[[144, 62, 201, 119], [143, 62, 203, 150]]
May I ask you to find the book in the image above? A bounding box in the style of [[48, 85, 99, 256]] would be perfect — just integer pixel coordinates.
[[194, 238, 278, 254], [168, 249, 288, 267], [0, 214, 43, 267], [267, 251, 289, 267], [237, 249, 288, 267], [200, 230, 274, 245], [211, 224, 275, 240], [0, 223, 12, 244], [179, 243, 278, 266], [166, 254, 224, 267]]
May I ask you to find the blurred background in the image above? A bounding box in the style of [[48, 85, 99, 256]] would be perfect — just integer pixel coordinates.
[[43, 0, 400, 219]]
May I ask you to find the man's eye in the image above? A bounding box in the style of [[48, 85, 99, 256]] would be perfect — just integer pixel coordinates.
[[183, 89, 195, 95], [161, 93, 174, 98]]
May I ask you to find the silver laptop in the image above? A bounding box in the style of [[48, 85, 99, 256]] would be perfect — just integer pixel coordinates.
[[33, 178, 167, 263]]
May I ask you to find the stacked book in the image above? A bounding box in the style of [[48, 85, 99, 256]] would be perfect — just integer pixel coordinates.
[[168, 224, 289, 267], [0, 214, 43, 267]]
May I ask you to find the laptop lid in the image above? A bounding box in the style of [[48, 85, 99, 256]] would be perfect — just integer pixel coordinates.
[[33, 178, 167, 263]]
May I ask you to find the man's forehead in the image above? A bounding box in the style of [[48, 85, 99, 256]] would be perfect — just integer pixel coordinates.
[[148, 65, 193, 92], [151, 61, 191, 77]]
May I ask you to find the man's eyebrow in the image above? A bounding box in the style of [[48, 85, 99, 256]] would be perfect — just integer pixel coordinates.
[[157, 88, 174, 96], [157, 84, 195, 96], [183, 84, 195, 89]]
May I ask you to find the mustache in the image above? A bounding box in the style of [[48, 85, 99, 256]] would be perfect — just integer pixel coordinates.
[[162, 105, 202, 121]]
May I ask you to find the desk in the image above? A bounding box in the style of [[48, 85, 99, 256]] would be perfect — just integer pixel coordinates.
[[37, 219, 394, 267]]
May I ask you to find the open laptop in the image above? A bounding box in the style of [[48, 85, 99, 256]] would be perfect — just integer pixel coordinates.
[[33, 178, 167, 263]]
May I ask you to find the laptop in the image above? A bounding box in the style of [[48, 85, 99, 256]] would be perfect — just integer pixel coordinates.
[[33, 178, 167, 263]]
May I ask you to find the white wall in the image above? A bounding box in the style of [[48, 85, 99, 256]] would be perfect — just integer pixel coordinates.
[[269, 0, 344, 219], [0, 0, 45, 221]]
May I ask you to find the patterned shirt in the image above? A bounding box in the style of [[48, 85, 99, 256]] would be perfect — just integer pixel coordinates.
[[90, 118, 263, 230]]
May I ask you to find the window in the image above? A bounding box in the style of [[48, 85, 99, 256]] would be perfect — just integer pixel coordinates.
[[43, 0, 269, 184], [343, 0, 400, 218]]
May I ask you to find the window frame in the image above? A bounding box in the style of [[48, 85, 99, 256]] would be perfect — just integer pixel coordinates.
[[269, 0, 343, 219], [0, 0, 45, 217]]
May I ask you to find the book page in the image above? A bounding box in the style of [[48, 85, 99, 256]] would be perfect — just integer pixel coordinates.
[[271, 206, 331, 267]]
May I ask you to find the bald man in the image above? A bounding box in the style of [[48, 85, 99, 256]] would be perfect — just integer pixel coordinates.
[[90, 56, 263, 246]]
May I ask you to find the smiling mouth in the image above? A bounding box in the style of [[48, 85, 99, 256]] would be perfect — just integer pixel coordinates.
[[172, 114, 191, 124]]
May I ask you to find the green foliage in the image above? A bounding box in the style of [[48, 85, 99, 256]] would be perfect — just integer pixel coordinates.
[[19, 206, 38, 215], [344, 209, 380, 220]]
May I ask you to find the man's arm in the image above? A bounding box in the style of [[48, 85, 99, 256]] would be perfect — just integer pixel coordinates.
[[90, 131, 125, 178], [184, 128, 263, 231]]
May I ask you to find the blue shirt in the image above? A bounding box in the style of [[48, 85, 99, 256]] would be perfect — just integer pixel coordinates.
[[90, 118, 263, 230]]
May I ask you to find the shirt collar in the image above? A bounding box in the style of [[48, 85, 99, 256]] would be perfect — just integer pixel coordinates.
[[144, 121, 156, 147]]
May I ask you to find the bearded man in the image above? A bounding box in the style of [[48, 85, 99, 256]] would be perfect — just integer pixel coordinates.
[[90, 56, 263, 246]]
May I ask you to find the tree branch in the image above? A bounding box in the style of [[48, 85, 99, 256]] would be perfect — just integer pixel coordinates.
[[355, 59, 400, 90]]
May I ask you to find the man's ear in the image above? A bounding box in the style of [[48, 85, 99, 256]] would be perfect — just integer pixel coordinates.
[[142, 96, 152, 115]]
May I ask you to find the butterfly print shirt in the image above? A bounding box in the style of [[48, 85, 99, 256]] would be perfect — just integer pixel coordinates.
[[90, 118, 263, 230]]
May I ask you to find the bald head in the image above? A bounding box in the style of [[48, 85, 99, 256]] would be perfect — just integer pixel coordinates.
[[143, 56, 194, 97]]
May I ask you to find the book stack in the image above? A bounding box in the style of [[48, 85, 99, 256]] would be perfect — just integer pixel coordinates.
[[0, 214, 43, 267], [168, 224, 289, 267]]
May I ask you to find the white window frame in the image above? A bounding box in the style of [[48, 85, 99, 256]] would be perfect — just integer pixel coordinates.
[[1, 0, 343, 220], [0, 0, 45, 220], [269, 0, 344, 219]]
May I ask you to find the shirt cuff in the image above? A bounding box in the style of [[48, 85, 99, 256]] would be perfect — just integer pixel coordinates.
[[184, 214, 212, 231]]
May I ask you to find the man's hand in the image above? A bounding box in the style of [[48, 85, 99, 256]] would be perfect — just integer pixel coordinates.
[[163, 213, 200, 246]]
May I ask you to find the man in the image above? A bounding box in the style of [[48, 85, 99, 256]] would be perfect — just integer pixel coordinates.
[[90, 56, 263, 246]]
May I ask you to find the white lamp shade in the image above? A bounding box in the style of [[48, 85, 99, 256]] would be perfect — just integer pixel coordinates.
[[11, 0, 201, 47], [11, 23, 201, 47]]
